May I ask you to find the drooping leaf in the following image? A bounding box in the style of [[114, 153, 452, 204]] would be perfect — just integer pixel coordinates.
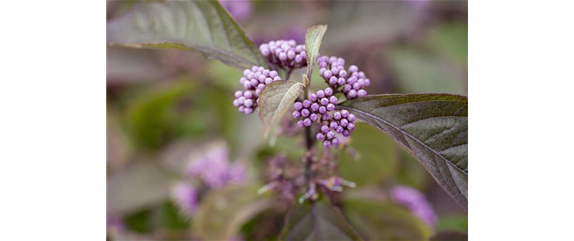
[[193, 184, 272, 240], [430, 230, 468, 241], [258, 80, 305, 137], [280, 202, 363, 241], [338, 94, 468, 208], [344, 199, 432, 241], [305, 24, 328, 79], [107, 0, 267, 69], [338, 123, 398, 186]]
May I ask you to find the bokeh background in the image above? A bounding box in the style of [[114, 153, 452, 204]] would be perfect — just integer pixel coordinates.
[[107, 0, 468, 240]]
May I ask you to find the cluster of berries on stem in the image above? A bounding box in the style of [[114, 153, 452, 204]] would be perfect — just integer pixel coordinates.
[[233, 66, 282, 114], [259, 40, 307, 69], [318, 56, 370, 99]]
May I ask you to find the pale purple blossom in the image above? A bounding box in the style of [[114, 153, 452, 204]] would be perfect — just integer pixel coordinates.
[[170, 181, 198, 217], [391, 185, 437, 227], [185, 143, 247, 189]]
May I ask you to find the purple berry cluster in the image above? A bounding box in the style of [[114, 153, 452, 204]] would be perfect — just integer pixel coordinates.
[[259, 40, 307, 69], [316, 110, 356, 148], [318, 56, 370, 99], [291, 88, 357, 149], [233, 66, 282, 114], [292, 88, 338, 128]]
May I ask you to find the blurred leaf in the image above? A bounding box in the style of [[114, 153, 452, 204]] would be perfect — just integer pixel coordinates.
[[429, 22, 468, 65], [106, 46, 167, 83], [150, 201, 190, 231], [107, 160, 172, 215], [430, 230, 468, 241], [325, 1, 422, 48], [305, 24, 328, 79], [339, 94, 468, 208], [126, 81, 194, 150], [259, 80, 305, 137], [344, 199, 432, 240], [387, 47, 467, 95], [338, 123, 398, 186], [436, 214, 468, 232], [280, 202, 363, 241], [207, 60, 244, 91], [107, 0, 267, 69], [193, 184, 272, 240]]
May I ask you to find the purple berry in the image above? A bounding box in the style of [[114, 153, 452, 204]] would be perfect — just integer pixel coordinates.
[[303, 118, 312, 127], [265, 78, 273, 85], [348, 89, 357, 98], [234, 91, 243, 98], [309, 93, 317, 102], [332, 138, 340, 146], [326, 131, 335, 140], [294, 102, 303, 110], [330, 121, 338, 129], [321, 113, 330, 121], [244, 91, 253, 98], [323, 70, 332, 79], [343, 130, 350, 137], [329, 96, 338, 104], [301, 109, 310, 117], [321, 125, 329, 133], [337, 78, 346, 86], [316, 133, 325, 141], [297, 120, 304, 127], [323, 140, 331, 149], [348, 114, 356, 122], [343, 84, 352, 93], [244, 107, 254, 114], [336, 126, 344, 133], [327, 103, 335, 111], [310, 113, 318, 122], [319, 106, 327, 114], [311, 103, 320, 112], [341, 110, 349, 117], [339, 70, 347, 78], [244, 99, 254, 107], [293, 111, 301, 119], [257, 84, 266, 90], [340, 118, 349, 127], [349, 65, 358, 73], [303, 100, 311, 108], [320, 98, 329, 106], [333, 112, 342, 120], [347, 123, 355, 130], [324, 88, 333, 96], [317, 90, 325, 98], [329, 77, 338, 85]]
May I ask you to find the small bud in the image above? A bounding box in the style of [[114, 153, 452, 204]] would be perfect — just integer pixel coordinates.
[[303, 100, 311, 108], [244, 107, 254, 114], [303, 118, 312, 126], [323, 140, 331, 149], [234, 91, 243, 98], [327, 131, 335, 139], [348, 114, 356, 122], [324, 88, 333, 96], [348, 89, 357, 98], [349, 65, 358, 73], [340, 118, 349, 127], [294, 102, 303, 110], [333, 112, 342, 120], [310, 113, 318, 122], [326, 103, 335, 111], [332, 138, 340, 146], [316, 133, 325, 141], [347, 123, 355, 130], [311, 103, 320, 112], [301, 109, 310, 117], [297, 120, 304, 127], [321, 125, 329, 133], [319, 106, 327, 114], [341, 110, 349, 117], [321, 113, 330, 121], [309, 93, 317, 102], [269, 71, 278, 78], [357, 89, 367, 97], [336, 126, 344, 133], [320, 98, 329, 106], [330, 121, 338, 129], [329, 96, 338, 104], [244, 99, 254, 107], [317, 90, 325, 98], [337, 78, 346, 86], [293, 110, 301, 119]]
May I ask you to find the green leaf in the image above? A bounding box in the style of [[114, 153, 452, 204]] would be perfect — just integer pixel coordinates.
[[107, 0, 267, 69], [280, 202, 363, 241], [344, 199, 432, 240], [429, 22, 468, 65], [430, 230, 468, 241], [338, 123, 398, 186], [338, 94, 468, 208], [258, 80, 305, 137], [387, 47, 467, 95], [305, 24, 328, 79], [193, 184, 272, 240]]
